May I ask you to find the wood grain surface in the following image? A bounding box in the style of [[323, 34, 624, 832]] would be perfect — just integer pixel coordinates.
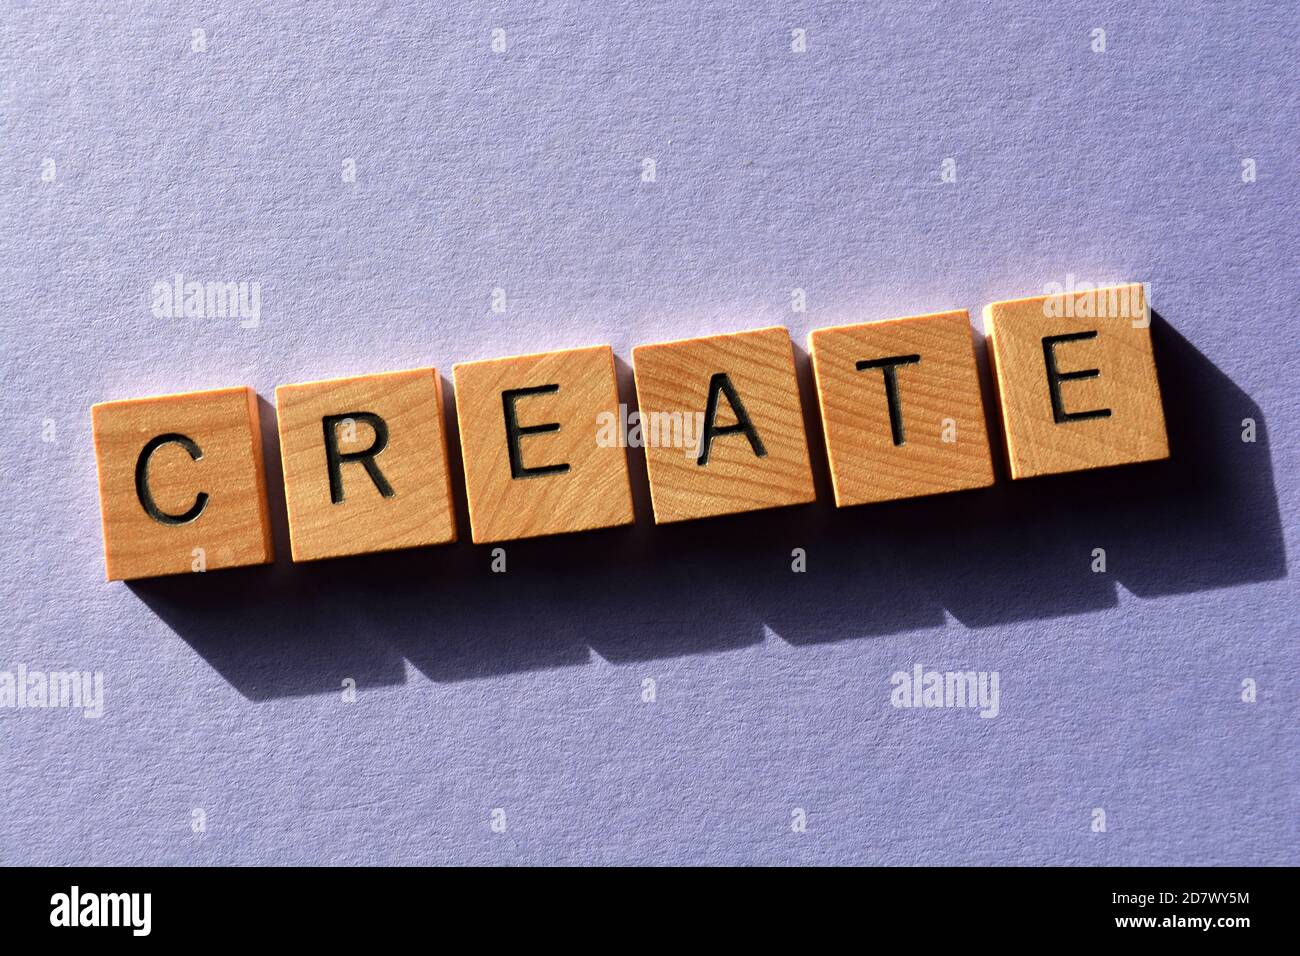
[[983, 283, 1168, 479], [92, 386, 273, 581], [632, 326, 815, 523], [809, 310, 994, 506], [452, 345, 634, 543], [275, 367, 457, 562]]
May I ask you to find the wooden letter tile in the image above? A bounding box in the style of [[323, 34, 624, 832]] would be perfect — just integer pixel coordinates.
[[809, 310, 994, 506], [452, 345, 634, 543], [983, 283, 1168, 479], [632, 326, 815, 523], [275, 368, 457, 561], [92, 386, 273, 581]]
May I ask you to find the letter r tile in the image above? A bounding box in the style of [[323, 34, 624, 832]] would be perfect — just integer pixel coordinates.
[[91, 386, 274, 581], [452, 345, 634, 543], [983, 283, 1168, 478], [632, 326, 816, 523], [809, 310, 994, 506], [275, 368, 457, 561]]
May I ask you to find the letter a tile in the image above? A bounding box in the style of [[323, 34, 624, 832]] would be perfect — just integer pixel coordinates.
[[809, 310, 994, 506], [452, 345, 634, 543], [275, 368, 457, 561], [92, 386, 274, 581], [632, 326, 815, 523], [983, 283, 1168, 478]]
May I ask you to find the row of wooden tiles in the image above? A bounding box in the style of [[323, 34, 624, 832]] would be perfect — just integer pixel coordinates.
[[93, 284, 1169, 580]]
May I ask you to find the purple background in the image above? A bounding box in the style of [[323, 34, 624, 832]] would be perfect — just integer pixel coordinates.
[[3, 1, 1296, 865]]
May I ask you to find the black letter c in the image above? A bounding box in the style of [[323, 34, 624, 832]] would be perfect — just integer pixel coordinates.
[[135, 433, 209, 525]]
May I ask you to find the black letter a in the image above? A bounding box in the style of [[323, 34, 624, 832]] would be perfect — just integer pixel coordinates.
[[698, 373, 766, 466]]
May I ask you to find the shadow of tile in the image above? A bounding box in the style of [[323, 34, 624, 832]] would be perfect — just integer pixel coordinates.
[[129, 562, 410, 701], [386, 520, 771, 678], [1101, 311, 1286, 594]]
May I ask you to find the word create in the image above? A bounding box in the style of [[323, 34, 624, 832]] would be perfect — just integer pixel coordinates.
[[92, 285, 1169, 581]]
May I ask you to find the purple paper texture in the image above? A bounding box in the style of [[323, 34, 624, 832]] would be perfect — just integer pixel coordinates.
[[1, 2, 1296, 865]]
